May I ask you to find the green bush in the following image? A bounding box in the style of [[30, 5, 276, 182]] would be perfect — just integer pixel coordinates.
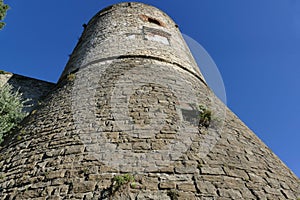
[[0, 83, 28, 143]]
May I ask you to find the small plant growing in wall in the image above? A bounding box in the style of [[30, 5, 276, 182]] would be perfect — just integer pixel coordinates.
[[198, 105, 212, 128], [112, 173, 135, 189], [104, 173, 136, 198], [67, 73, 76, 82], [0, 70, 9, 74], [0, 84, 29, 143]]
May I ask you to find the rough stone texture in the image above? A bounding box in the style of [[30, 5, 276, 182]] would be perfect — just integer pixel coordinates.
[[0, 72, 55, 112], [59, 2, 205, 83], [0, 2, 299, 200]]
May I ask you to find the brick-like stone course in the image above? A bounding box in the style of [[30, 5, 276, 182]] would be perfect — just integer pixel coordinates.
[[0, 2, 299, 200], [0, 72, 55, 113]]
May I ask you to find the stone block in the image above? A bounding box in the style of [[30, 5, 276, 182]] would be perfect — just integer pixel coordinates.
[[177, 182, 196, 192], [132, 142, 151, 150], [175, 162, 197, 174], [200, 166, 224, 175], [159, 181, 176, 189], [72, 181, 96, 193], [195, 180, 217, 195]]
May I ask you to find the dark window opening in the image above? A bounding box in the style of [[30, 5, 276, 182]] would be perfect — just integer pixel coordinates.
[[140, 14, 165, 27], [148, 18, 162, 26]]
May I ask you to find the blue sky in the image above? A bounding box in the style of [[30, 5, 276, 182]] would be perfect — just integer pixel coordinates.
[[1, 0, 299, 177]]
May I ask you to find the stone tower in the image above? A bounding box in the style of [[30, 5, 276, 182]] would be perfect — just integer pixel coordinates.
[[0, 2, 299, 199]]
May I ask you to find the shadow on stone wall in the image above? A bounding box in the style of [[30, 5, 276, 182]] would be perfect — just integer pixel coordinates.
[[3, 73, 55, 113]]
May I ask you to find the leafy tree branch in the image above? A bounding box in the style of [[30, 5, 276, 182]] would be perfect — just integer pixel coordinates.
[[0, 0, 9, 29], [0, 84, 28, 143]]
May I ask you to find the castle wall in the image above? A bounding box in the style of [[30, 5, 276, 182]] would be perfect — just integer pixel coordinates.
[[0, 72, 55, 113], [0, 2, 299, 199], [0, 58, 299, 198]]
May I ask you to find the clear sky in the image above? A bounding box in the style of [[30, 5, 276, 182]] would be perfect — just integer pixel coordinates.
[[1, 0, 299, 177]]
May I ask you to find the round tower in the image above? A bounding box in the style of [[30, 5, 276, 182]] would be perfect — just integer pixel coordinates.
[[0, 2, 299, 199], [59, 2, 206, 84], [68, 2, 219, 176]]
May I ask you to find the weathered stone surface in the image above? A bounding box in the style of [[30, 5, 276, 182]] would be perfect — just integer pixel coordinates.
[[159, 182, 176, 189], [136, 191, 169, 200], [0, 72, 54, 113], [0, 2, 299, 200], [72, 181, 96, 193], [177, 182, 196, 192]]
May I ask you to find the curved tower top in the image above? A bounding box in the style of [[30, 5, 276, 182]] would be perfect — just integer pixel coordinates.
[[59, 2, 206, 83]]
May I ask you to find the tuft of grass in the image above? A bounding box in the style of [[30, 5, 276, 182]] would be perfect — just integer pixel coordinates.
[[113, 174, 134, 188], [108, 173, 136, 197], [67, 73, 76, 81], [130, 182, 137, 189], [198, 105, 212, 128], [0, 70, 8, 74]]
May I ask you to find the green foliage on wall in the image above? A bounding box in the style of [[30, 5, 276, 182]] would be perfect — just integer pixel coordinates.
[[0, 84, 28, 143], [199, 105, 212, 128], [112, 174, 135, 189]]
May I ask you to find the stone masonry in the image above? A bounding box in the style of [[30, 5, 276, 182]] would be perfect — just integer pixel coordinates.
[[0, 2, 299, 200], [0, 72, 55, 113]]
